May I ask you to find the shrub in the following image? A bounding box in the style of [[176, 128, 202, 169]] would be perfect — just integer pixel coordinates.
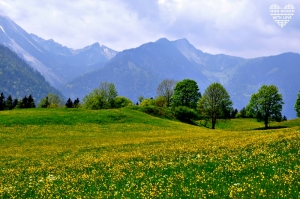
[[174, 106, 198, 123]]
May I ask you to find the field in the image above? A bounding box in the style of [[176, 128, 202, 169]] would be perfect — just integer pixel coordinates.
[[0, 108, 300, 198]]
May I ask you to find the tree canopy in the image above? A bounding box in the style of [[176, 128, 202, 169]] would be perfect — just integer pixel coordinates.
[[246, 85, 284, 129], [295, 91, 300, 118], [171, 79, 201, 109], [82, 82, 118, 110], [198, 82, 233, 129], [156, 79, 177, 107]]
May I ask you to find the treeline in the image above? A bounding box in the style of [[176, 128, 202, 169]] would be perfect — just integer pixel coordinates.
[[2, 78, 300, 130], [80, 79, 296, 129], [0, 92, 36, 110]]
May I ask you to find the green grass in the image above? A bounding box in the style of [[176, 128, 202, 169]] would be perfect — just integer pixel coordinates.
[[0, 108, 300, 198]]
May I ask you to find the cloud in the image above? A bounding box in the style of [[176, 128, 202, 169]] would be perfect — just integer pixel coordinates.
[[0, 0, 299, 58]]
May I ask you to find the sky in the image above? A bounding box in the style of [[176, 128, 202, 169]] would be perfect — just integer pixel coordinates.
[[0, 0, 299, 58]]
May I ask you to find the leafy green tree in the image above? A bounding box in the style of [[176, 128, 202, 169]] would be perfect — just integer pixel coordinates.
[[82, 82, 118, 110], [198, 83, 233, 129], [155, 96, 167, 107], [156, 79, 177, 107], [113, 96, 133, 108], [140, 98, 155, 107], [0, 92, 5, 110], [171, 79, 201, 109], [37, 93, 63, 108], [236, 107, 247, 118], [295, 91, 300, 118], [246, 85, 284, 129], [4, 95, 13, 110]]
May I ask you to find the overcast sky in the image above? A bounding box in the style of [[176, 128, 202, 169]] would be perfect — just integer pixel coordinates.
[[0, 0, 299, 58]]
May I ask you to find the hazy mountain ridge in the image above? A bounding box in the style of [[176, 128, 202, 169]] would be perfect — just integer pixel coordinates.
[[0, 15, 118, 87], [0, 44, 62, 102]]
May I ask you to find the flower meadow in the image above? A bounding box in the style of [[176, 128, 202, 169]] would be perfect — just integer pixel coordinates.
[[0, 108, 299, 198]]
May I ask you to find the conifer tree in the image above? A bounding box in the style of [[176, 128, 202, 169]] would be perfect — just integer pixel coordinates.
[[73, 98, 80, 108], [4, 95, 13, 110], [66, 98, 73, 108], [0, 92, 5, 110], [12, 98, 19, 109], [28, 95, 36, 108]]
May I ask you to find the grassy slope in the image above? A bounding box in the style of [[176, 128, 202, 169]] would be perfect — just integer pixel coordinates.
[[0, 108, 299, 198]]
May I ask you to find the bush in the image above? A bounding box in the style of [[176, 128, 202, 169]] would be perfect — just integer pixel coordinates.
[[174, 106, 198, 123], [140, 98, 155, 107], [113, 96, 133, 108]]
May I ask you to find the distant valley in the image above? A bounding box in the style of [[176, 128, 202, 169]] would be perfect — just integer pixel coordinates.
[[0, 15, 299, 118]]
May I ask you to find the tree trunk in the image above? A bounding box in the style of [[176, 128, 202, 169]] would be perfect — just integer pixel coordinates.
[[264, 115, 268, 129], [212, 117, 216, 129]]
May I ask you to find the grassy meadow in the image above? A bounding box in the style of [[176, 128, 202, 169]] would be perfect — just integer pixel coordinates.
[[0, 108, 300, 198]]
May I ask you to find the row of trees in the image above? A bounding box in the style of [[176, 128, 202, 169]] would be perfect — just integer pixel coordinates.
[[0, 93, 36, 110], [139, 79, 286, 129]]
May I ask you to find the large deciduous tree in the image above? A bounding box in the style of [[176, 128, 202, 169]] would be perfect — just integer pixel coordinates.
[[156, 79, 177, 107], [82, 82, 118, 110], [171, 79, 201, 109], [295, 91, 300, 118], [198, 83, 233, 129], [246, 85, 284, 129]]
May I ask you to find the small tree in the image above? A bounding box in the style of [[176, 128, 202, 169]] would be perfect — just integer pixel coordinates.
[[0, 93, 5, 110], [138, 96, 144, 103], [156, 79, 177, 107], [73, 98, 80, 108], [295, 91, 300, 118], [27, 95, 36, 108], [246, 85, 284, 129], [66, 98, 73, 108], [12, 98, 19, 109], [155, 96, 167, 107], [82, 82, 118, 110], [37, 94, 63, 108], [4, 95, 13, 110], [198, 83, 233, 129], [171, 79, 201, 109]]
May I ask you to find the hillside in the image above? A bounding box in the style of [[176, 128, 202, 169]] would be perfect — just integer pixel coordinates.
[[0, 45, 62, 102], [0, 108, 299, 198]]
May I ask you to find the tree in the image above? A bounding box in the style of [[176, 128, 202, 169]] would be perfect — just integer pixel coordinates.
[[66, 98, 73, 108], [27, 95, 36, 108], [37, 93, 63, 108], [246, 85, 284, 129], [171, 79, 201, 109], [0, 92, 5, 110], [73, 98, 80, 108], [113, 96, 133, 108], [4, 95, 13, 110], [231, 108, 238, 118], [140, 98, 155, 107], [156, 79, 177, 107], [155, 96, 167, 107], [82, 82, 118, 110], [198, 83, 233, 129], [295, 91, 300, 118], [138, 96, 144, 103], [12, 98, 19, 109]]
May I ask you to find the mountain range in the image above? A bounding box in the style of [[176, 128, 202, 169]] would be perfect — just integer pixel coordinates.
[[0, 15, 299, 118]]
